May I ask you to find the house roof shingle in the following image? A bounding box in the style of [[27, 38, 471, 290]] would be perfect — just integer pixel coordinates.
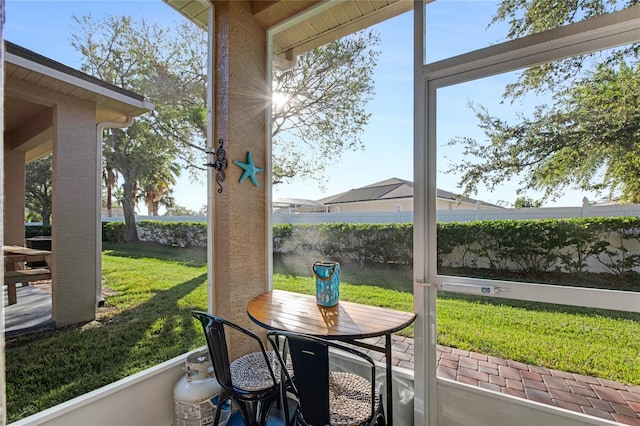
[[320, 178, 501, 208]]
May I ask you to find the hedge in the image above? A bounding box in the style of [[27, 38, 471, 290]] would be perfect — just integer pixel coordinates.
[[274, 223, 413, 266], [437, 217, 640, 276], [40, 217, 640, 276], [275, 218, 640, 275], [25, 225, 51, 238], [102, 221, 206, 248]]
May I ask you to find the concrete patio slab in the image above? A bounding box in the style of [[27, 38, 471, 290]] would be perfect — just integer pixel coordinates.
[[3, 284, 54, 337]]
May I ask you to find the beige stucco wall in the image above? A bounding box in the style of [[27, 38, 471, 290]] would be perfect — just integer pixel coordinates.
[[436, 199, 478, 210], [51, 99, 98, 326], [326, 198, 414, 213], [3, 149, 26, 245], [212, 0, 269, 359], [5, 77, 99, 326]]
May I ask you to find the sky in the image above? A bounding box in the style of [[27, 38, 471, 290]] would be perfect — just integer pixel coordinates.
[[4, 0, 598, 212]]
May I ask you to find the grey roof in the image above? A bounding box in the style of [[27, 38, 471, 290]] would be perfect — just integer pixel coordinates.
[[320, 178, 411, 204], [320, 178, 501, 208]]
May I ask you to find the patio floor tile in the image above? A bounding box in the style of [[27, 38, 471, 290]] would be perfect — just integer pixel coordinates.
[[362, 334, 640, 424]]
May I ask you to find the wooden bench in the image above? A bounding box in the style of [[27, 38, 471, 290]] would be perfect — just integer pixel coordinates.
[[4, 268, 51, 305]]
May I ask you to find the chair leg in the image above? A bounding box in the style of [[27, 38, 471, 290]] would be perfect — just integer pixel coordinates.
[[279, 390, 293, 426], [213, 393, 231, 426], [236, 396, 278, 426], [257, 397, 278, 426], [372, 394, 387, 426]]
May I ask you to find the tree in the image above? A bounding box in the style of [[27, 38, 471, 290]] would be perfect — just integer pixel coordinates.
[[102, 160, 118, 217], [489, 1, 639, 101], [448, 1, 640, 203], [145, 25, 381, 186], [26, 155, 53, 225], [513, 197, 542, 209], [103, 122, 180, 241], [272, 30, 380, 186], [140, 162, 181, 216], [72, 14, 380, 235], [164, 204, 195, 216], [72, 15, 195, 241]]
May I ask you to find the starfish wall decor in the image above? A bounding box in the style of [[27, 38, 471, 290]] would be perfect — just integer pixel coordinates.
[[233, 151, 264, 187]]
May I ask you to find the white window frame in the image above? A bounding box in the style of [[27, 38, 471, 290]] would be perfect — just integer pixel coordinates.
[[413, 5, 640, 426], [423, 6, 640, 312]]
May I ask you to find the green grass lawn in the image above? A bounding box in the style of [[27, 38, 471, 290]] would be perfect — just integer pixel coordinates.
[[5, 243, 208, 422], [274, 274, 640, 385], [4, 244, 639, 422]]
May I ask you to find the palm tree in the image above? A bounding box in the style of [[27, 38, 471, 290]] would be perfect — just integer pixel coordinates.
[[140, 161, 181, 216], [102, 160, 119, 217], [104, 121, 179, 242]]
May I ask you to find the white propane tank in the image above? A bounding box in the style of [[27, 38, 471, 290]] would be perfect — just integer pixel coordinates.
[[173, 349, 228, 426]]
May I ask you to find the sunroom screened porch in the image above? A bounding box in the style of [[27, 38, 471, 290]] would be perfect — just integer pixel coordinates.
[[3, 1, 640, 425]]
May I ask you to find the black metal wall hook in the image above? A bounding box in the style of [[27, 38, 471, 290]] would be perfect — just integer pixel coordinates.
[[204, 138, 228, 193]]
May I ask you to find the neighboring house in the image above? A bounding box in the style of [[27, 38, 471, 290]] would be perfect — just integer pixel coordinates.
[[272, 197, 325, 213], [4, 41, 152, 326], [312, 178, 501, 213]]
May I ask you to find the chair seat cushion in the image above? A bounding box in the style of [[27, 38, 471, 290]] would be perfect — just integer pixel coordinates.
[[329, 371, 377, 426], [231, 350, 286, 392]]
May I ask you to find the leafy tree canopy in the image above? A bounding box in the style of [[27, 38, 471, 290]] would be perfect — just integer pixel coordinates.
[[72, 14, 195, 240], [26, 155, 53, 225], [448, 1, 640, 203], [272, 30, 380, 187], [72, 14, 206, 173], [73, 13, 381, 206], [490, 0, 639, 100], [164, 204, 196, 216]]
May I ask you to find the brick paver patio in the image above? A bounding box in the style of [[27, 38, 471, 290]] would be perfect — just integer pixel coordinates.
[[363, 335, 640, 425]]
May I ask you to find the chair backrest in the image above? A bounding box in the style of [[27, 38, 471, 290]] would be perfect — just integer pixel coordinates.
[[192, 311, 278, 392], [288, 336, 332, 424], [268, 331, 377, 426], [192, 311, 233, 390]]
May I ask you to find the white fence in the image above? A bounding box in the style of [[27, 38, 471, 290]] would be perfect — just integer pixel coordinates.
[[96, 203, 640, 224], [272, 203, 640, 224], [101, 215, 207, 223]]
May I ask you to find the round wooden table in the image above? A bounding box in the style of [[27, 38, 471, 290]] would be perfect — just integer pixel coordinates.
[[247, 289, 416, 425]]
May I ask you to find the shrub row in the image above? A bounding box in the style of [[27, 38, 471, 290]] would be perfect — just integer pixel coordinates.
[[59, 217, 640, 275], [274, 223, 413, 266], [102, 221, 207, 248], [276, 218, 640, 275], [437, 217, 640, 276], [25, 225, 51, 238]]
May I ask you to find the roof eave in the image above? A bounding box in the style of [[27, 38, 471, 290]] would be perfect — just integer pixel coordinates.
[[5, 41, 154, 117]]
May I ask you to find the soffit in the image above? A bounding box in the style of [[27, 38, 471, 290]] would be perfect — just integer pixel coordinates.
[[5, 62, 148, 123], [4, 42, 152, 122], [4, 42, 153, 162], [163, 0, 414, 58]]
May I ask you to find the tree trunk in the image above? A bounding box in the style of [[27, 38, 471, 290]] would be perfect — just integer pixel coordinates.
[[106, 184, 113, 217], [121, 179, 139, 243], [42, 208, 51, 226]]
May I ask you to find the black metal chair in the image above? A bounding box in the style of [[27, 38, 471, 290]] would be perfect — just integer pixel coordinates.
[[192, 311, 285, 426], [267, 331, 386, 426]]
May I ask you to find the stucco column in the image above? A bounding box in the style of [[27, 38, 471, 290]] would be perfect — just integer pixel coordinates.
[[3, 149, 26, 245], [51, 100, 97, 326], [212, 1, 269, 358]]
